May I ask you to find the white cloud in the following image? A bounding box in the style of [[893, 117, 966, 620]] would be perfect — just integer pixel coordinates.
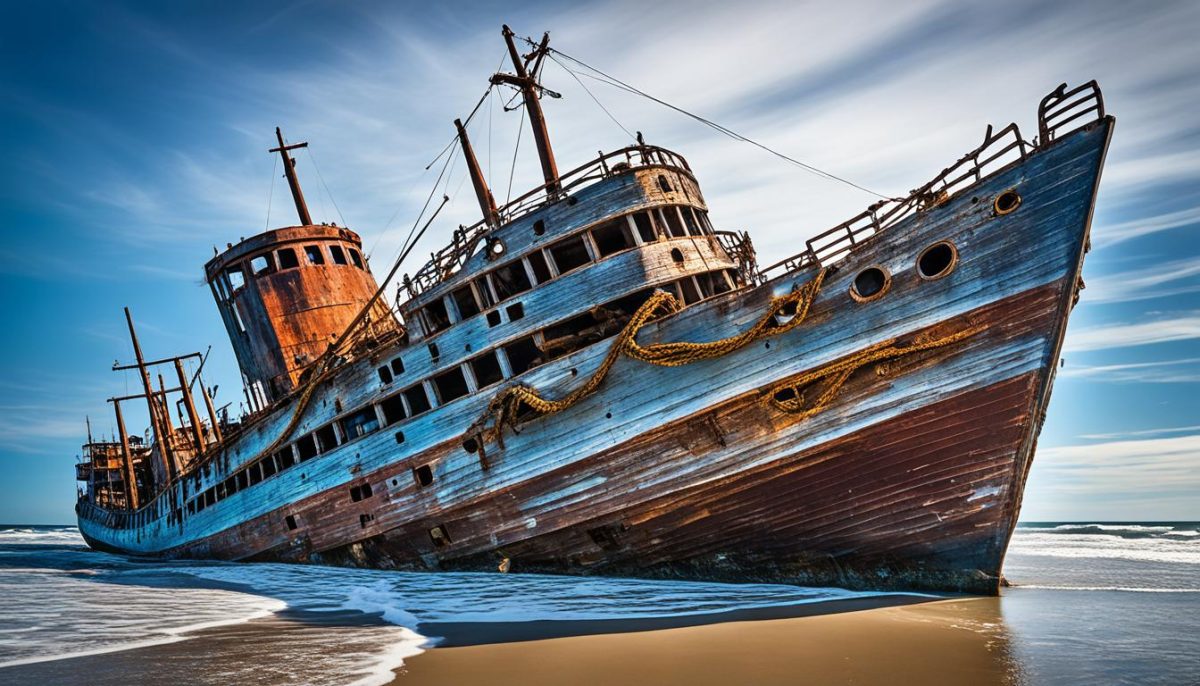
[[1064, 313, 1200, 352], [1084, 255, 1200, 304], [1061, 357, 1200, 384]]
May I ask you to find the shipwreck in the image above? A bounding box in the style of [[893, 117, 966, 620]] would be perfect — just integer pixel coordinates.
[[74, 26, 1113, 593]]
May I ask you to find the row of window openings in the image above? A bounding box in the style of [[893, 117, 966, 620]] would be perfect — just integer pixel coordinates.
[[186, 264, 735, 519], [112, 498, 167, 530], [380, 266, 738, 407], [416, 205, 716, 337], [214, 242, 368, 301]]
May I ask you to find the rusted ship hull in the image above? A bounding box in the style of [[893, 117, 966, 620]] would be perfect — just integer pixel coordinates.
[[80, 107, 1112, 594]]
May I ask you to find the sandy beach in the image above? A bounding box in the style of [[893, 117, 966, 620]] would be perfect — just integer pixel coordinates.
[[396, 597, 1016, 685]]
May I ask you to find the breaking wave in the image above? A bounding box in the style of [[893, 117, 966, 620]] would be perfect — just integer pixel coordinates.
[[0, 525, 894, 684]]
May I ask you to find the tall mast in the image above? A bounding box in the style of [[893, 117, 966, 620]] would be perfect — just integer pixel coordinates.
[[125, 307, 173, 484], [112, 400, 139, 510], [492, 26, 560, 197], [455, 118, 500, 228], [269, 127, 313, 226]]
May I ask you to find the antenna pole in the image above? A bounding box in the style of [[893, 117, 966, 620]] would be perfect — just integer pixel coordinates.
[[455, 118, 500, 228], [269, 127, 313, 226], [494, 26, 560, 197]]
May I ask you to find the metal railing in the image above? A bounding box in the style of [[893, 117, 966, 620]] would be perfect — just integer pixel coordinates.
[[404, 145, 695, 299], [761, 121, 1033, 278], [1039, 81, 1105, 144]]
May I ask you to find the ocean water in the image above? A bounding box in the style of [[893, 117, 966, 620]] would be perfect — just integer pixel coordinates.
[[0, 523, 1196, 684]]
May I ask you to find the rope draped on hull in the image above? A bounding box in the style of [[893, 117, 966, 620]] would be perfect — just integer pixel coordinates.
[[467, 266, 987, 448]]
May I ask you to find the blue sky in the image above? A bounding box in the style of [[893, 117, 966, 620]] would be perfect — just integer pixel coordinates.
[[1, 0, 1197, 524]]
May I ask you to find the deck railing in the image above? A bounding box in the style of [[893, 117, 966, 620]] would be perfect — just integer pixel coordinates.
[[760, 81, 1104, 281], [405, 145, 694, 299]]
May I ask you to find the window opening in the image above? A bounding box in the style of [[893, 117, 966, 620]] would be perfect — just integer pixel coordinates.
[[451, 285, 481, 320], [329, 245, 349, 265], [851, 266, 890, 301], [679, 277, 701, 305], [304, 245, 325, 265], [285, 515, 298, 531], [657, 174, 672, 193], [504, 336, 543, 375], [296, 434, 318, 460], [421, 299, 451, 334], [917, 242, 957, 280], [250, 254, 275, 276], [527, 251, 552, 284], [403, 385, 431, 415], [506, 302, 525, 321], [470, 351, 504, 388], [592, 218, 636, 257], [433, 367, 470, 403], [486, 310, 502, 327], [349, 248, 365, 269], [277, 247, 299, 269], [632, 212, 657, 242], [340, 407, 380, 440], [315, 424, 338, 452], [413, 464, 434, 487], [491, 260, 532, 299], [548, 235, 591, 275], [390, 358, 405, 376], [378, 366, 393, 384], [660, 207, 686, 237], [380, 393, 407, 425], [226, 265, 246, 291]]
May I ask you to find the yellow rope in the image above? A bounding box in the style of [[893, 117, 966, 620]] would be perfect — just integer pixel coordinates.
[[767, 324, 987, 418], [469, 268, 829, 444]]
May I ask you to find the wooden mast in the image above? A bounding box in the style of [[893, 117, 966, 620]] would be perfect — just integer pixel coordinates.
[[174, 358, 206, 456], [455, 118, 500, 228], [112, 400, 139, 510], [124, 308, 174, 486], [492, 26, 560, 197], [269, 127, 313, 226]]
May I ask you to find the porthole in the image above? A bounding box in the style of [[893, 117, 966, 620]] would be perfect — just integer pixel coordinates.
[[486, 236, 506, 260], [850, 266, 890, 303], [670, 248, 684, 263], [533, 219, 546, 236], [462, 437, 479, 453], [916, 241, 957, 281], [993, 188, 1021, 216]]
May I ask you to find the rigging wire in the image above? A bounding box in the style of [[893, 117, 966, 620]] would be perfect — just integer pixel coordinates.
[[506, 104, 526, 205], [547, 53, 636, 142], [306, 146, 347, 226], [264, 154, 278, 232], [548, 47, 891, 200]]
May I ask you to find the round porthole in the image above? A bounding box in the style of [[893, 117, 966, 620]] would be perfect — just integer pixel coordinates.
[[850, 265, 890, 302], [462, 437, 479, 453], [993, 189, 1021, 216], [670, 248, 685, 263], [486, 236, 506, 260], [533, 219, 546, 236], [917, 241, 957, 280]]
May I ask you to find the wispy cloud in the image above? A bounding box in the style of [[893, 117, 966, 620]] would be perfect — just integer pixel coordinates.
[[1031, 434, 1200, 502], [1061, 357, 1200, 384], [1092, 205, 1200, 249], [1080, 424, 1200, 441], [1064, 312, 1200, 352], [1084, 255, 1200, 304]]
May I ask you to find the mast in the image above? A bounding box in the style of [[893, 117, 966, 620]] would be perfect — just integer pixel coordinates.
[[112, 400, 139, 510], [455, 118, 500, 228], [492, 26, 560, 197], [269, 127, 313, 226], [174, 358, 206, 456], [125, 308, 174, 485]]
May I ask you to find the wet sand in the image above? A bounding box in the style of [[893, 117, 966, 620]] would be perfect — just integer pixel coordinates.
[[396, 597, 1018, 685]]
